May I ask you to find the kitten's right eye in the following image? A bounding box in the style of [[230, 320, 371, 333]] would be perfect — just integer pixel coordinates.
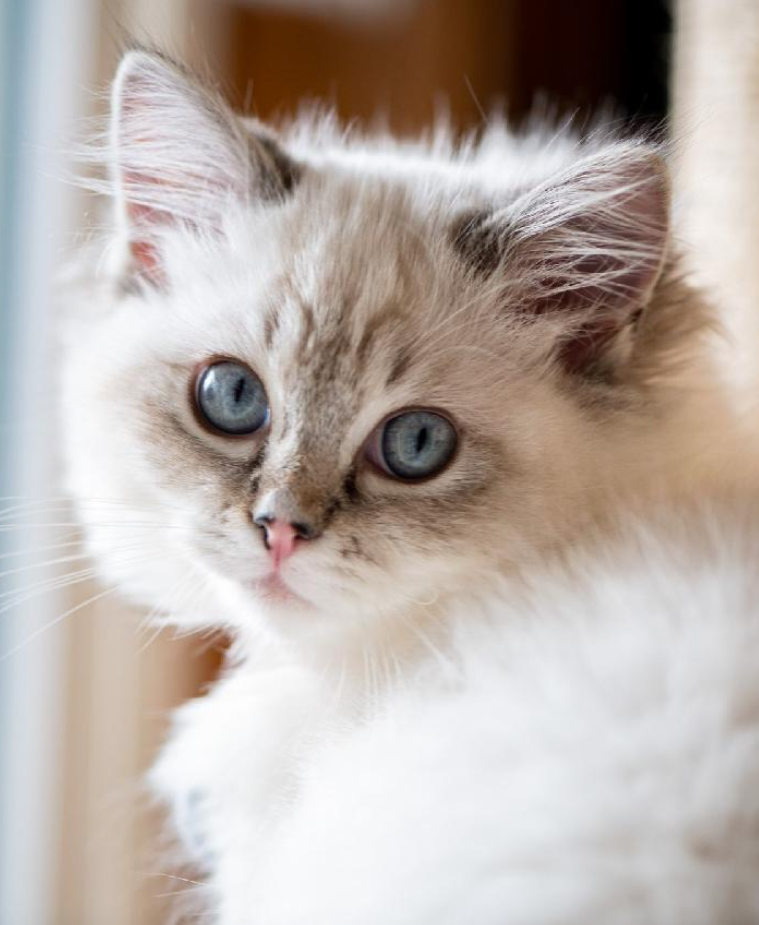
[[194, 361, 269, 436]]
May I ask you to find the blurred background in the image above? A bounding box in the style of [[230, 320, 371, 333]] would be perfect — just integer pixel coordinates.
[[1, 1, 757, 923]]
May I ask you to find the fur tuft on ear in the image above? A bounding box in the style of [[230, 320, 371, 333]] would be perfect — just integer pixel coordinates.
[[108, 50, 297, 278], [456, 145, 670, 375]]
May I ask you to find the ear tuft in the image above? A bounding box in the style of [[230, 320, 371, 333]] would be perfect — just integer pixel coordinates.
[[110, 51, 297, 278], [507, 147, 669, 317], [456, 146, 670, 376]]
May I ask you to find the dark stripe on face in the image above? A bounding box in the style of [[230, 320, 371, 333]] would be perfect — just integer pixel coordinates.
[[298, 302, 316, 353], [332, 295, 349, 330], [263, 307, 279, 350], [340, 532, 374, 563], [451, 208, 503, 276], [386, 347, 413, 386], [248, 445, 267, 496], [324, 496, 340, 519], [355, 315, 384, 363], [255, 134, 301, 196], [342, 468, 361, 504], [313, 329, 353, 388], [355, 305, 404, 365]]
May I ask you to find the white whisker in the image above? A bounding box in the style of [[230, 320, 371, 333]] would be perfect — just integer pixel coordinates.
[[0, 566, 102, 605], [138, 567, 204, 651], [0, 538, 86, 561], [0, 521, 200, 532], [144, 871, 210, 888], [0, 550, 158, 610], [0, 549, 135, 582], [0, 584, 121, 663]]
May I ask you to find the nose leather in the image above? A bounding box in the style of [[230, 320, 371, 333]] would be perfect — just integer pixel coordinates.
[[253, 485, 325, 566], [260, 519, 298, 569]]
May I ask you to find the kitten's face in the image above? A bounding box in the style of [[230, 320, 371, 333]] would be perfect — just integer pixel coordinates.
[[63, 182, 587, 639], [61, 53, 671, 643]]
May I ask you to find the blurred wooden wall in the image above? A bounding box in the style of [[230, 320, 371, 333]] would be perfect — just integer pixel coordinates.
[[217, 0, 670, 133], [673, 0, 759, 405], [223, 1, 518, 132]]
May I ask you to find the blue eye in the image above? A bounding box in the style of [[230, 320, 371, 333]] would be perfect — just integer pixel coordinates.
[[195, 361, 269, 435], [370, 410, 458, 480]]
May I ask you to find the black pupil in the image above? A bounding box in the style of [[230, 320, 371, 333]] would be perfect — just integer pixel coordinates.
[[233, 377, 246, 403], [416, 427, 428, 455]]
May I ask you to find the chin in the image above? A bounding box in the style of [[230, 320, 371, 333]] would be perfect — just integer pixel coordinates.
[[255, 573, 314, 608], [238, 576, 378, 645]]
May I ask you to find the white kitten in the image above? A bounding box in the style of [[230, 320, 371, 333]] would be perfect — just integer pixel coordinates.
[[62, 50, 758, 924]]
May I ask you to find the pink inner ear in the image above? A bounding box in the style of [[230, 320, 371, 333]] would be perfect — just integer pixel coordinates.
[[556, 315, 629, 374], [120, 157, 237, 281], [117, 83, 176, 279], [524, 184, 668, 315], [123, 189, 169, 281], [112, 55, 248, 283]]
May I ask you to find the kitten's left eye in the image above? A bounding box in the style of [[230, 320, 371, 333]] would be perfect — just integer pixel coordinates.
[[367, 410, 458, 480], [194, 361, 269, 435]]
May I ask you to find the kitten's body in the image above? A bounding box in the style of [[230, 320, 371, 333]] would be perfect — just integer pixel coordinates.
[[62, 52, 759, 924], [152, 500, 759, 925]]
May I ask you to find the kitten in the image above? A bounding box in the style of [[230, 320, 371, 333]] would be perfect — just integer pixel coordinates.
[[61, 50, 759, 924]]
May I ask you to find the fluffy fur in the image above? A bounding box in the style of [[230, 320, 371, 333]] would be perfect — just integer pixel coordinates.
[[152, 501, 759, 925], [61, 50, 759, 924]]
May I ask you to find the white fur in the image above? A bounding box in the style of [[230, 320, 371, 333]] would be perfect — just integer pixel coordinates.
[[63, 51, 759, 925], [151, 502, 759, 924]]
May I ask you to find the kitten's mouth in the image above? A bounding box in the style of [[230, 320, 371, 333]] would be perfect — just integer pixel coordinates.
[[254, 572, 311, 607]]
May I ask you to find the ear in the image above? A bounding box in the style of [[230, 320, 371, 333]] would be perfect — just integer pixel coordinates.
[[110, 50, 297, 279], [455, 146, 670, 375]]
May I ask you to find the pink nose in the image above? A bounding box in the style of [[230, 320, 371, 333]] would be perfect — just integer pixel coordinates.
[[259, 519, 299, 568]]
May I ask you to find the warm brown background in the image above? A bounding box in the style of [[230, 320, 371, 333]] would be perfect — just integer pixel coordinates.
[[219, 0, 670, 132]]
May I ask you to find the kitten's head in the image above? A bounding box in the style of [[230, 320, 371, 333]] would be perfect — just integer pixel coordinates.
[[62, 51, 698, 646]]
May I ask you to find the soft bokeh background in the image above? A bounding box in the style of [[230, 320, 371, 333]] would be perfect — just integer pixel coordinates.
[[1, 1, 757, 923]]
